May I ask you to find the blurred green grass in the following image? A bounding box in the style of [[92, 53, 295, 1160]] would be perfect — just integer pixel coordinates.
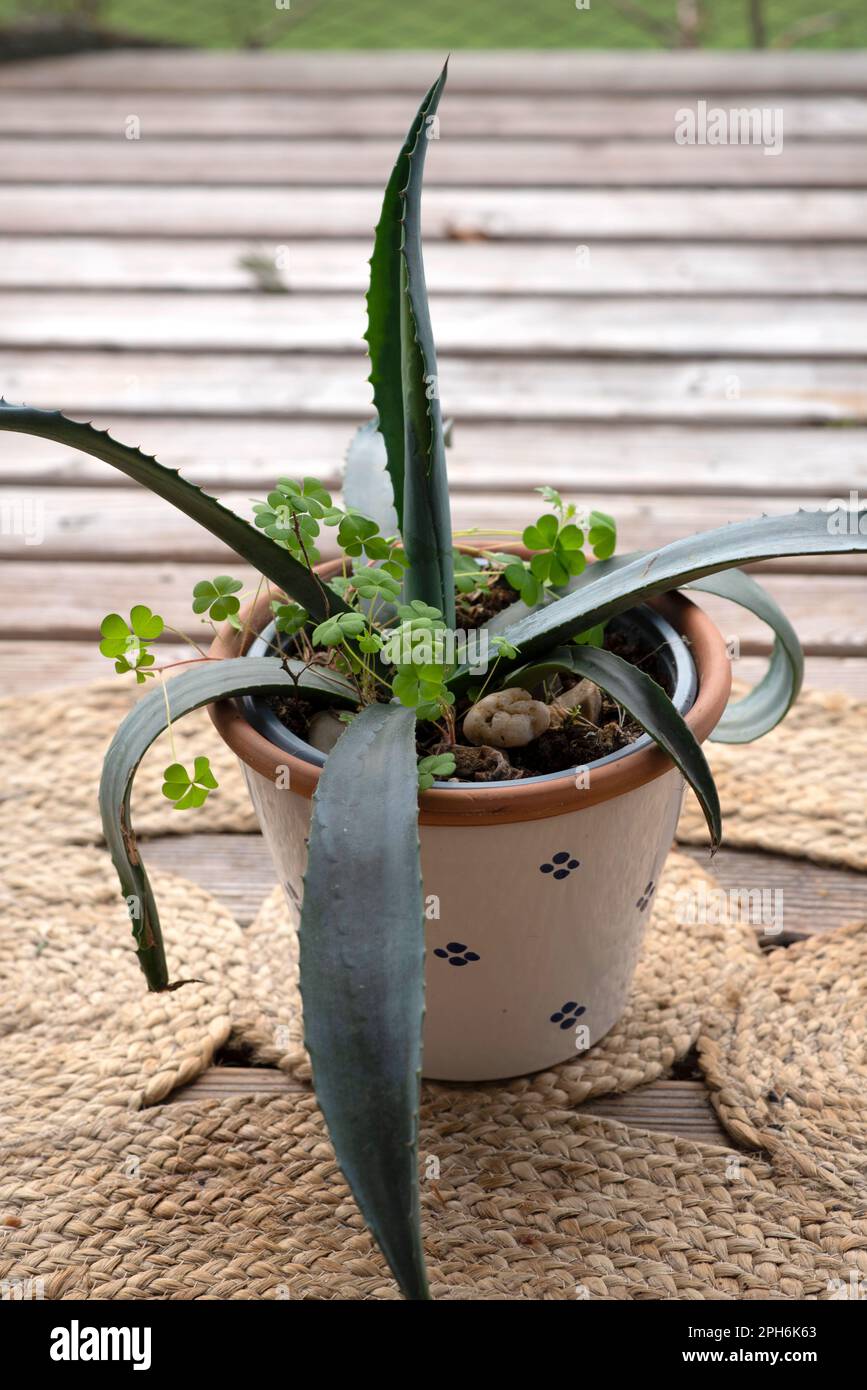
[[1, 0, 864, 51]]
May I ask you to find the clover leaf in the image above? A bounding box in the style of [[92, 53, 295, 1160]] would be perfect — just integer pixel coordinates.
[[161, 756, 219, 811], [522, 513, 559, 552], [396, 600, 443, 623], [522, 510, 588, 589], [192, 575, 243, 622], [98, 606, 164, 683], [453, 550, 484, 594], [417, 753, 457, 791], [588, 509, 617, 560], [350, 567, 403, 602], [271, 600, 309, 637], [277, 476, 337, 519], [503, 561, 541, 608], [252, 477, 339, 562], [337, 510, 391, 561], [311, 612, 368, 647], [573, 623, 606, 648]]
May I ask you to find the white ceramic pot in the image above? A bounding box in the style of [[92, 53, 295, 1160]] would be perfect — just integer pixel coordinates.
[[210, 588, 730, 1083], [241, 758, 683, 1080]]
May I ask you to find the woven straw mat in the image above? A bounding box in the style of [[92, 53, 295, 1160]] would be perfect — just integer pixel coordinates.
[[1, 679, 865, 1300]]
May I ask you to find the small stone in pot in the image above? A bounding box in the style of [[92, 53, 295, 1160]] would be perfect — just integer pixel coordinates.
[[463, 687, 551, 749], [307, 710, 347, 754], [549, 679, 603, 727]]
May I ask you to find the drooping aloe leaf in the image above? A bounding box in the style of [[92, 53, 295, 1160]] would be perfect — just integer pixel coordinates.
[[504, 644, 721, 848], [99, 657, 357, 992], [365, 62, 455, 625], [684, 568, 803, 743], [452, 508, 867, 690], [342, 418, 400, 538], [298, 702, 428, 1300], [0, 402, 348, 622]]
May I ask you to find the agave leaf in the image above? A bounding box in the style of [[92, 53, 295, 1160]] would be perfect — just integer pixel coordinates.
[[504, 645, 721, 848], [488, 558, 805, 744], [684, 569, 803, 743], [0, 402, 348, 622], [98, 657, 357, 992], [299, 702, 428, 1300], [452, 509, 867, 689], [365, 62, 455, 625]]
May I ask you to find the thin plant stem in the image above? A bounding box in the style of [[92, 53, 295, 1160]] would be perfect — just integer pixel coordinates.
[[159, 673, 178, 763]]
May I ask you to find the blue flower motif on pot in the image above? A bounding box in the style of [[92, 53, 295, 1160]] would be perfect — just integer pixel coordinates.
[[636, 880, 656, 912], [539, 850, 580, 880], [549, 1001, 586, 1030], [434, 942, 480, 967]]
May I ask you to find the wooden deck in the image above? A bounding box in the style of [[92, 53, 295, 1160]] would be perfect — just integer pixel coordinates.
[[2, 49, 866, 1144]]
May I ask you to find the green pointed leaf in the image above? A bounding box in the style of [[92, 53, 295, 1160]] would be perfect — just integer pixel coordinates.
[[365, 63, 454, 625], [0, 402, 349, 623], [299, 702, 428, 1300], [505, 645, 721, 848]]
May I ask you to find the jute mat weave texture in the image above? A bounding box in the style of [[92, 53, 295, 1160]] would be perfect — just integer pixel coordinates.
[[1, 681, 865, 1299]]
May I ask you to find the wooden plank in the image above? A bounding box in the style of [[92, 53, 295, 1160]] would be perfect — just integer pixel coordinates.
[[678, 845, 867, 939], [4, 644, 865, 701], [3, 187, 865, 240], [2, 352, 864, 423], [736, 655, 867, 699], [581, 1082, 729, 1143], [2, 237, 866, 296], [0, 640, 195, 694], [693, 577, 867, 656], [3, 419, 865, 495], [3, 487, 864, 575], [4, 93, 867, 140], [7, 51, 867, 95], [6, 291, 867, 357], [5, 138, 865, 187], [1, 562, 863, 653]]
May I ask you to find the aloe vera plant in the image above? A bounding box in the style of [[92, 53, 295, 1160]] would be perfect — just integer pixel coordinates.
[[3, 62, 866, 1300]]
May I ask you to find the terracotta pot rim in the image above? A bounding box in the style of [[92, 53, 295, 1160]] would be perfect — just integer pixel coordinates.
[[208, 562, 731, 827]]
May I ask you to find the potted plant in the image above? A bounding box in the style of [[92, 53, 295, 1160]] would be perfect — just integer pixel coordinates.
[[2, 62, 865, 1301]]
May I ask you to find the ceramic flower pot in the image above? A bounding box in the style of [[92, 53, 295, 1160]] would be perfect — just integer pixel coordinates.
[[209, 579, 730, 1083]]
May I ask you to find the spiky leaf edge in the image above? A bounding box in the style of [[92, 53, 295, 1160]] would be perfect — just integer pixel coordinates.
[[0, 402, 349, 622]]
